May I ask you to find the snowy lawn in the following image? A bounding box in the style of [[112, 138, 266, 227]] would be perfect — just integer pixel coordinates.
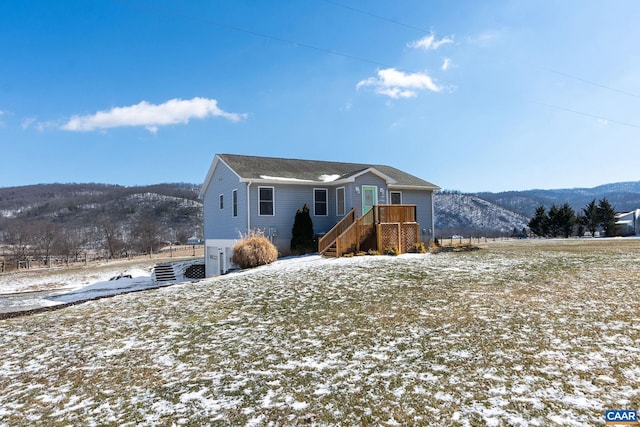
[[0, 256, 200, 313], [0, 239, 639, 426]]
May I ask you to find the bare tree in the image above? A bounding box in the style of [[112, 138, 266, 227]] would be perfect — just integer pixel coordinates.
[[133, 215, 163, 256], [53, 228, 85, 264], [2, 220, 34, 263], [33, 221, 61, 266], [97, 215, 126, 259]]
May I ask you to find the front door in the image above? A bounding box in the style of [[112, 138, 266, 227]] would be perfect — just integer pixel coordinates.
[[362, 185, 377, 215]]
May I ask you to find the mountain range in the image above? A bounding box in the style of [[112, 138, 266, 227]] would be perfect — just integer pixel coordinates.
[[0, 181, 639, 241]]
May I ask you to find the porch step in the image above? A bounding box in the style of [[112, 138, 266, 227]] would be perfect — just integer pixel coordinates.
[[153, 263, 177, 282], [322, 243, 338, 257]]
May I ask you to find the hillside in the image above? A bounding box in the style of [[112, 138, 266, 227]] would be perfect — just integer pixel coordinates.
[[0, 183, 203, 257], [434, 192, 529, 237]]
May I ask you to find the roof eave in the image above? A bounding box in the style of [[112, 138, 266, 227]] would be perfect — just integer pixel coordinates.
[[387, 184, 441, 191]]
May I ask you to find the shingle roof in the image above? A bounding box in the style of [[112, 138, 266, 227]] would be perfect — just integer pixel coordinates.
[[217, 154, 439, 189]]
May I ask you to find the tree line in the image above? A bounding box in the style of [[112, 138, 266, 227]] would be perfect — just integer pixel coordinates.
[[528, 198, 619, 238], [1, 213, 196, 270]]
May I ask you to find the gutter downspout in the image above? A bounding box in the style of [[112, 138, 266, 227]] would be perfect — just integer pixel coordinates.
[[246, 181, 252, 234], [430, 190, 435, 243]]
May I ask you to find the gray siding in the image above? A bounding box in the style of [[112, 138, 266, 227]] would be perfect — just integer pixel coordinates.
[[400, 189, 435, 242], [248, 184, 339, 247], [203, 162, 246, 240]]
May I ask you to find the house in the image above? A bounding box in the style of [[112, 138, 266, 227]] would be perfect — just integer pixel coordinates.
[[615, 209, 640, 236], [199, 153, 440, 276]]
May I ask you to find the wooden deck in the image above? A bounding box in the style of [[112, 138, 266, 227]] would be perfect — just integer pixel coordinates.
[[318, 205, 420, 257]]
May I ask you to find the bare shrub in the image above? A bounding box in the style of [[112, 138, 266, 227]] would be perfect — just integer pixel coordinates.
[[232, 230, 278, 269], [383, 246, 398, 256], [407, 242, 427, 254]]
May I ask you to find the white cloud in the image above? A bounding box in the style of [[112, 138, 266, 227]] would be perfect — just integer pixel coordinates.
[[441, 57, 452, 71], [467, 30, 500, 46], [408, 32, 454, 50], [61, 97, 246, 132], [21, 117, 36, 129], [356, 68, 441, 99]]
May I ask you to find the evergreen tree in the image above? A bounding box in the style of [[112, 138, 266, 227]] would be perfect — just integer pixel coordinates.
[[597, 198, 619, 237], [558, 203, 576, 238], [581, 199, 599, 237], [528, 206, 549, 237], [547, 204, 562, 237], [575, 216, 586, 238], [290, 204, 315, 254]]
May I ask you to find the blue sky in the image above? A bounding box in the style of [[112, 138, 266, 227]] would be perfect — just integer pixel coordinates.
[[1, 0, 639, 192]]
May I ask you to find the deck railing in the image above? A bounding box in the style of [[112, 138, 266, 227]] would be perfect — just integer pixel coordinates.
[[376, 205, 416, 223]]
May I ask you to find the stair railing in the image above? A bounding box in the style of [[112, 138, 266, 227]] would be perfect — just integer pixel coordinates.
[[318, 208, 356, 254]]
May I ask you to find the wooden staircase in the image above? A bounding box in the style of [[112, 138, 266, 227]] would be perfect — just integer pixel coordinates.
[[323, 242, 338, 257], [318, 205, 419, 257]]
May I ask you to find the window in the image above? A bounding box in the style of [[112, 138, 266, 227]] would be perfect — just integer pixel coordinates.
[[336, 187, 345, 216], [232, 189, 238, 217], [314, 189, 328, 216], [219, 194, 224, 209], [390, 191, 402, 204], [259, 187, 274, 216]]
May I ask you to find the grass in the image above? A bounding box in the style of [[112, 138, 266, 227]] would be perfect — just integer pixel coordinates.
[[1, 238, 639, 426]]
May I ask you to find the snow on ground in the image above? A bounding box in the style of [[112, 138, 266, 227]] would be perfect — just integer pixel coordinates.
[[0, 240, 639, 426], [0, 259, 176, 313], [0, 261, 155, 295]]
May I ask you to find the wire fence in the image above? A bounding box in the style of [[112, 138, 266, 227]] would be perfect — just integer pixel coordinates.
[[0, 245, 204, 274]]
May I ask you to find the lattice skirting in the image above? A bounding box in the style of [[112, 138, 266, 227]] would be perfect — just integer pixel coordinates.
[[378, 223, 419, 253]]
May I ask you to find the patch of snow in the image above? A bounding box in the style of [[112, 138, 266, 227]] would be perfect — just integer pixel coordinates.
[[319, 174, 341, 182], [259, 175, 313, 182]]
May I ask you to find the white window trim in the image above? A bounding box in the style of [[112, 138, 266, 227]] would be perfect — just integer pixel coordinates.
[[336, 187, 346, 216], [313, 188, 328, 217], [390, 191, 402, 204], [258, 186, 275, 216], [232, 189, 238, 218], [219, 194, 224, 210]]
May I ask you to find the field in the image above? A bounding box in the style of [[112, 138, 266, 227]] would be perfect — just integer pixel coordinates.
[[1, 239, 639, 426]]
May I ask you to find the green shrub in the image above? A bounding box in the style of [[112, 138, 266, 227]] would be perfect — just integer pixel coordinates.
[[290, 204, 315, 255], [232, 230, 278, 269]]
